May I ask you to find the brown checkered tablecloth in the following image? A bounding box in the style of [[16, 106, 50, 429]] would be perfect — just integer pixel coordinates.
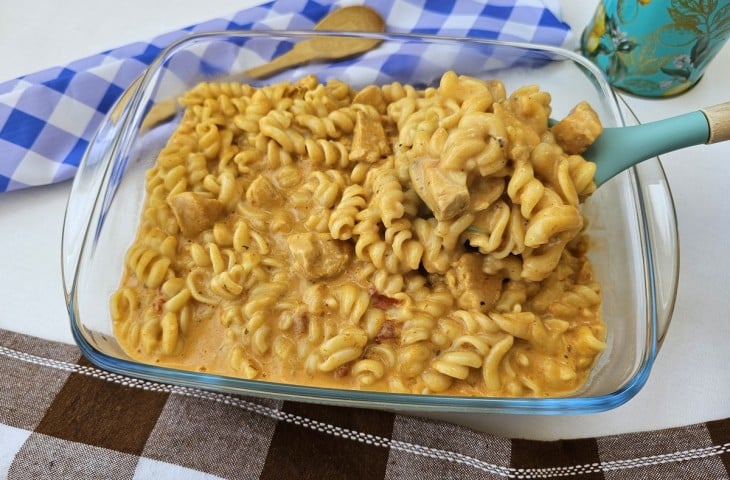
[[1, 328, 728, 479]]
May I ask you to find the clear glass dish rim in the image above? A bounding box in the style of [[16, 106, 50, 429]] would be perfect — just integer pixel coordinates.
[[62, 30, 676, 415]]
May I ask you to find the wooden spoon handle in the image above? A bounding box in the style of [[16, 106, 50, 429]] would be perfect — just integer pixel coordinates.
[[700, 101, 730, 144], [245, 5, 385, 79], [244, 43, 316, 79]]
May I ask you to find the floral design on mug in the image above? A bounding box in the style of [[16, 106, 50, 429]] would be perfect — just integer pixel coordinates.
[[584, 3, 640, 81], [582, 0, 730, 96]]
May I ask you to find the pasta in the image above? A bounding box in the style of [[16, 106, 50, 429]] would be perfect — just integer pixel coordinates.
[[110, 71, 607, 397]]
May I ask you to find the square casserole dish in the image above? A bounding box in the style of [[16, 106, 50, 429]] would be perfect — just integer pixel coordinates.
[[62, 31, 678, 414]]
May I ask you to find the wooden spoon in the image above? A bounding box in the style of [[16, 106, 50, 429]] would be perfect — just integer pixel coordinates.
[[114, 5, 386, 128], [244, 5, 386, 79]]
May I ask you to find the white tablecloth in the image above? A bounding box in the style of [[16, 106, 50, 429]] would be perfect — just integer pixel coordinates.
[[1, 0, 728, 440]]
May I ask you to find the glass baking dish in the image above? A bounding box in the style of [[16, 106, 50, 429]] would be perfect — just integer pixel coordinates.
[[61, 31, 678, 414]]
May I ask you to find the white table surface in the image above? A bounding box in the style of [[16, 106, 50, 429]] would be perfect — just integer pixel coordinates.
[[1, 0, 728, 441]]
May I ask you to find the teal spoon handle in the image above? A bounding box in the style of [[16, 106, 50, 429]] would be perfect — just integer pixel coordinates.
[[589, 101, 730, 186]]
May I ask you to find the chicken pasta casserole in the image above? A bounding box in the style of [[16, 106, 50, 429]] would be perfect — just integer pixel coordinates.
[[110, 71, 607, 397]]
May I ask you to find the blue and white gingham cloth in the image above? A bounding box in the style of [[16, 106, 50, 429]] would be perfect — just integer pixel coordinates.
[[0, 0, 574, 193]]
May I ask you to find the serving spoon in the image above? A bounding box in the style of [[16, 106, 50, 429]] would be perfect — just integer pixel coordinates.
[[587, 102, 730, 185]]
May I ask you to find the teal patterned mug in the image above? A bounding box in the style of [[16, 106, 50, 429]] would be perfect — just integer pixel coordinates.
[[581, 0, 730, 97]]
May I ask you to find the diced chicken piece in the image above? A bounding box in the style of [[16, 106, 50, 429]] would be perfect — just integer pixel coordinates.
[[352, 85, 387, 114], [469, 177, 505, 212], [286, 232, 350, 280], [245, 174, 283, 207], [409, 157, 469, 221], [450, 254, 484, 289], [551, 101, 603, 154], [446, 253, 503, 312], [349, 111, 390, 163], [168, 192, 225, 239]]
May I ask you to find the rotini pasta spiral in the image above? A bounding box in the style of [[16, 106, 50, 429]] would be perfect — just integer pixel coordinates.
[[329, 184, 369, 240]]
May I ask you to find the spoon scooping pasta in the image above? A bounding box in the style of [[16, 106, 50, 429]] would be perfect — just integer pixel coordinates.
[[571, 101, 730, 186]]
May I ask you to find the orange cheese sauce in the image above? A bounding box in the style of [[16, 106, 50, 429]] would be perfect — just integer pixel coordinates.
[[111, 72, 606, 397]]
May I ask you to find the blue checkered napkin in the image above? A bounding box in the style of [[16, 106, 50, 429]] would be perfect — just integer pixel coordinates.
[[0, 0, 574, 193]]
